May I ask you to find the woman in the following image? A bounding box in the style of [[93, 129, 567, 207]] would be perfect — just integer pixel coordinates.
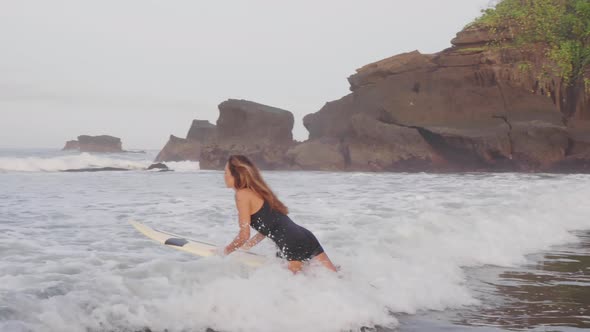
[[219, 155, 337, 273]]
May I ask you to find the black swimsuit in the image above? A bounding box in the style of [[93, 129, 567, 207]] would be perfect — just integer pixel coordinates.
[[250, 201, 324, 261]]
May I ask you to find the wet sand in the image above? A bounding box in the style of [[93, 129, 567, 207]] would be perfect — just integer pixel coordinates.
[[399, 231, 590, 331]]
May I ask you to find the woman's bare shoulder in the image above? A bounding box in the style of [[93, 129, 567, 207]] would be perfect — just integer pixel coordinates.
[[235, 189, 264, 205], [235, 188, 257, 200]]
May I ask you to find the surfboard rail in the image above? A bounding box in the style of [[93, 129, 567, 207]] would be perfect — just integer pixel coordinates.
[[129, 220, 267, 267]]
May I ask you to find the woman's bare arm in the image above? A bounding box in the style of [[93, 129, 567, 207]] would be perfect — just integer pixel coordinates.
[[223, 190, 251, 255], [241, 232, 266, 250]]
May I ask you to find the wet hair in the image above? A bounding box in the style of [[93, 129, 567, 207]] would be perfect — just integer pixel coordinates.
[[227, 155, 288, 214]]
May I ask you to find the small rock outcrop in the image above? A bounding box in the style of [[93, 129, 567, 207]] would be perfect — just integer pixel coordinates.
[[147, 162, 169, 170], [62, 135, 124, 153]]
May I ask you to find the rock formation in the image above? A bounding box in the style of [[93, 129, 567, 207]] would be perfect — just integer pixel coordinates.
[[62, 140, 80, 151], [165, 22, 590, 173], [147, 162, 171, 172], [62, 135, 124, 153], [288, 24, 590, 172], [155, 120, 216, 162], [199, 99, 296, 169]]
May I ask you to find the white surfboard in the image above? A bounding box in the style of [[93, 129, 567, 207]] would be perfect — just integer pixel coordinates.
[[129, 220, 267, 267]]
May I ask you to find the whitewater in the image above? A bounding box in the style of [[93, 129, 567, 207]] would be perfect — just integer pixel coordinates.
[[1, 149, 589, 332]]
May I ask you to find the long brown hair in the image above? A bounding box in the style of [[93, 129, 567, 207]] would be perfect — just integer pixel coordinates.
[[227, 155, 288, 214]]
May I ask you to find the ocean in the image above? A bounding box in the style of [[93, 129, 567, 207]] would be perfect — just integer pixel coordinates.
[[1, 149, 589, 332]]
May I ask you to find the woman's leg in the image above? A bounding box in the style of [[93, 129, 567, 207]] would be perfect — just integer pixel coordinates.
[[287, 260, 304, 273], [312, 252, 338, 272]]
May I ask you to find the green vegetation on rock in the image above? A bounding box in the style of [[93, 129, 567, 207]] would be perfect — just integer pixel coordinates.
[[477, 0, 590, 87]]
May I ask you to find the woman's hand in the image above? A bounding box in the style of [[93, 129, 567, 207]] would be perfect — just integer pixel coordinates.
[[209, 247, 227, 257]]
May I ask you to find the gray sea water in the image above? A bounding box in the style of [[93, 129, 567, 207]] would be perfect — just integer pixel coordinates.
[[1, 149, 589, 332]]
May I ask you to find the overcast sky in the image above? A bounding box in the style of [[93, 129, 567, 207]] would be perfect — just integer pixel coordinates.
[[1, 0, 493, 149]]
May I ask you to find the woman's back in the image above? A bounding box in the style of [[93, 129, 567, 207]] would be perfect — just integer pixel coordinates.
[[250, 200, 323, 261]]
